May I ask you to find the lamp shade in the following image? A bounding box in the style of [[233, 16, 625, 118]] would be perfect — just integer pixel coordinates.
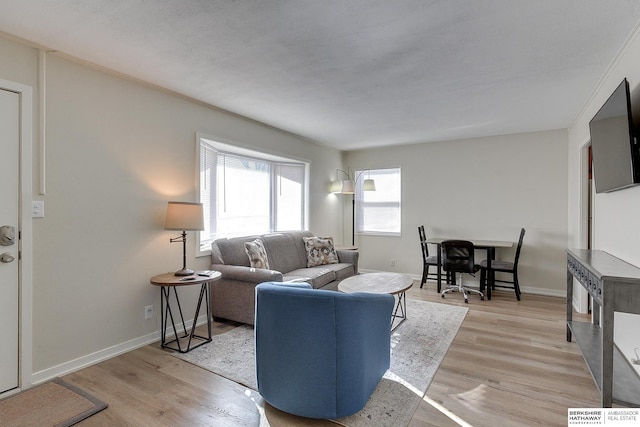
[[330, 180, 343, 193], [164, 202, 204, 231], [363, 179, 376, 191], [341, 180, 355, 194]]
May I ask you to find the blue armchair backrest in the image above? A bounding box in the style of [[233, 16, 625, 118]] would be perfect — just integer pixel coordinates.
[[254, 281, 394, 419]]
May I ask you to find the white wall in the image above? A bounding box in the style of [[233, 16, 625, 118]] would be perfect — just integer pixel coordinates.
[[568, 25, 640, 373], [346, 129, 569, 295], [0, 34, 345, 379]]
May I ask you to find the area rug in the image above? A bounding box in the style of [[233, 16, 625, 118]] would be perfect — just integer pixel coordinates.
[[173, 299, 467, 426], [0, 377, 108, 427]]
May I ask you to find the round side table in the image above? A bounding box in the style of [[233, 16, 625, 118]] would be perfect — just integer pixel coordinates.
[[150, 271, 221, 353]]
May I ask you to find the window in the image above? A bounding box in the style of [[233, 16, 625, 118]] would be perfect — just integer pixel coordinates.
[[355, 167, 401, 235], [198, 136, 307, 253]]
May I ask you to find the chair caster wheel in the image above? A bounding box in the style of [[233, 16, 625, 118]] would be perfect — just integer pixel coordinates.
[[441, 294, 445, 298], [464, 299, 468, 303], [481, 297, 484, 301]]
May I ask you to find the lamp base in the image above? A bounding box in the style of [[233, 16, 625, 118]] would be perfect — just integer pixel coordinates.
[[174, 267, 195, 276]]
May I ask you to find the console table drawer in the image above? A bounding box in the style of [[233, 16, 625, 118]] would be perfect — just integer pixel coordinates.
[[568, 254, 602, 304]]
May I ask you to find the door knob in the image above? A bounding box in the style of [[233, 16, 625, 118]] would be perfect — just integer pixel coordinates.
[[0, 252, 15, 263], [0, 225, 15, 246]]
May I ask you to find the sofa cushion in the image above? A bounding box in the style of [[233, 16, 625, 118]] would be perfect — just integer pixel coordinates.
[[303, 236, 339, 267], [244, 239, 270, 269], [284, 267, 336, 289], [322, 262, 356, 282], [261, 231, 313, 273], [214, 235, 261, 266]]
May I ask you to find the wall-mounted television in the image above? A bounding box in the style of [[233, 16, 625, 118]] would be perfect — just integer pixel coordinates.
[[589, 78, 640, 193]]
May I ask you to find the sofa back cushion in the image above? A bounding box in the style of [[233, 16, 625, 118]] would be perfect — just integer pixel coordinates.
[[211, 230, 315, 273], [261, 230, 314, 273], [212, 235, 261, 266]]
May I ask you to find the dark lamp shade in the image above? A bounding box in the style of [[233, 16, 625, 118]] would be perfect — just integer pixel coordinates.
[[164, 202, 204, 231]]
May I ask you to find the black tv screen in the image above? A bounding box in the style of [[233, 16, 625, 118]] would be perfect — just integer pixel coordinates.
[[589, 78, 640, 193]]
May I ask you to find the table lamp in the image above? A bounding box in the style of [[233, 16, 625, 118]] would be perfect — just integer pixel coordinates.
[[164, 201, 204, 276]]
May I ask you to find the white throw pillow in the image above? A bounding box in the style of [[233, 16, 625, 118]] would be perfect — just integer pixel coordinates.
[[244, 239, 270, 269]]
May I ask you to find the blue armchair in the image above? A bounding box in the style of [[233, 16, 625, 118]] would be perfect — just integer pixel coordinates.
[[255, 281, 394, 419]]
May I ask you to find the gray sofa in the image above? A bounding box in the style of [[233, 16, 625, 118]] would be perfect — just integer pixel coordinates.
[[209, 230, 359, 325]]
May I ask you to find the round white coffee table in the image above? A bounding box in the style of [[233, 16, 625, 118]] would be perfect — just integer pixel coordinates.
[[338, 272, 413, 331]]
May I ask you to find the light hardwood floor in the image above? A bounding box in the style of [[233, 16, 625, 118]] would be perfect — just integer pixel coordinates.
[[63, 281, 599, 426]]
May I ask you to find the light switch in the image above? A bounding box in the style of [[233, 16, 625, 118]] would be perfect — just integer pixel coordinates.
[[32, 201, 44, 218]]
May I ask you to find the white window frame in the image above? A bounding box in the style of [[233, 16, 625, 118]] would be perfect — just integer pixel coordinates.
[[197, 134, 309, 256], [355, 167, 401, 236]]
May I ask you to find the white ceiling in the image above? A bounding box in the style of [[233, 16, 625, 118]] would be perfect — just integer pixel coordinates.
[[2, 1, 640, 150]]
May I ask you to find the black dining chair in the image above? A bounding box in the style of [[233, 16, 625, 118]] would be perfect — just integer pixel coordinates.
[[479, 228, 525, 301], [440, 240, 483, 303], [418, 225, 445, 288]]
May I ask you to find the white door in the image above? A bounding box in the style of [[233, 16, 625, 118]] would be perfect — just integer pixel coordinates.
[[0, 88, 20, 394]]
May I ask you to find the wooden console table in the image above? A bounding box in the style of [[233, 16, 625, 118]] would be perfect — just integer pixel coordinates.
[[566, 249, 640, 407]]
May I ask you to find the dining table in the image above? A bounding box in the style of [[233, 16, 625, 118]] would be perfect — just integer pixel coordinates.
[[426, 237, 513, 300]]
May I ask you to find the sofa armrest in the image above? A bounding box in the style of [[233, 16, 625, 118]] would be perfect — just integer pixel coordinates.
[[336, 250, 359, 270], [211, 264, 284, 283]]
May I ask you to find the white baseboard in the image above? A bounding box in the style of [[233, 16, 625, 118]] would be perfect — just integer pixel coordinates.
[[359, 268, 565, 298], [31, 314, 209, 385]]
